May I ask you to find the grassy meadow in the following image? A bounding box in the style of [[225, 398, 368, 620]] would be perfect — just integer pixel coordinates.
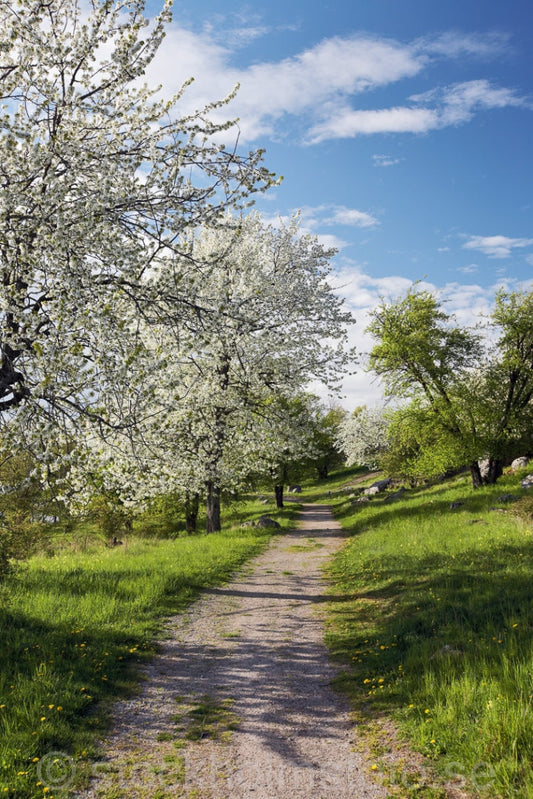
[[317, 467, 533, 798], [0, 496, 298, 798]]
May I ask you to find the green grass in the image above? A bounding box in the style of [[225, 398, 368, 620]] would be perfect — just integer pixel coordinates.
[[0, 497, 299, 798], [321, 468, 533, 798]]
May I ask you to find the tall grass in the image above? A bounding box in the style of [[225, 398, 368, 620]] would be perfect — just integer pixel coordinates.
[[323, 469, 533, 798], [0, 497, 297, 798]]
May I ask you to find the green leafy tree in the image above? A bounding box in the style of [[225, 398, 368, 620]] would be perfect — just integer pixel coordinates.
[[367, 287, 533, 487], [308, 404, 347, 479]]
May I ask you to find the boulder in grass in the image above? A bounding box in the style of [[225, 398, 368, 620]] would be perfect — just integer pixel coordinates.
[[383, 487, 406, 503], [521, 474, 533, 489], [364, 479, 391, 496], [364, 478, 392, 496], [289, 485, 302, 493], [256, 516, 281, 528], [512, 456, 529, 470]]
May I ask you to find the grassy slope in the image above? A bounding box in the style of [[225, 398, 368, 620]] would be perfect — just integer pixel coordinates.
[[0, 497, 299, 799], [316, 467, 533, 798]]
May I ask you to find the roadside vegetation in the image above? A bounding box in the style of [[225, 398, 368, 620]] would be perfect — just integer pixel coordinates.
[[318, 465, 533, 798], [0, 496, 299, 798]]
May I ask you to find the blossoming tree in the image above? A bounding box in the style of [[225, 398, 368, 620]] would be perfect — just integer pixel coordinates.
[[0, 0, 274, 462], [94, 212, 356, 530]]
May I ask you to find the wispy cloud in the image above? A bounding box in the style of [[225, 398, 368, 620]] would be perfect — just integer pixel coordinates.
[[417, 30, 511, 59], [462, 235, 533, 258], [458, 263, 479, 274], [146, 23, 526, 144], [309, 106, 437, 141], [309, 80, 527, 142], [373, 154, 403, 167], [320, 205, 380, 228], [412, 80, 527, 125]]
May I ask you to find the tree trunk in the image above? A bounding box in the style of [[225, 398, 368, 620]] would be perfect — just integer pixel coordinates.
[[206, 481, 221, 533], [484, 457, 504, 485], [274, 484, 284, 509], [184, 492, 200, 534], [470, 461, 483, 489], [316, 462, 328, 479]]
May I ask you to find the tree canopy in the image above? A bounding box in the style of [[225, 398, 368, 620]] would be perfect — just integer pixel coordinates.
[[367, 287, 533, 487], [0, 0, 274, 452]]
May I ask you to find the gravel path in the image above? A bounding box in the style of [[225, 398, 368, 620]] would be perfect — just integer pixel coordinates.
[[76, 504, 387, 799]]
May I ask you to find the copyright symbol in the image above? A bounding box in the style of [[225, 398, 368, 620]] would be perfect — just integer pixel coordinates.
[[37, 751, 76, 789]]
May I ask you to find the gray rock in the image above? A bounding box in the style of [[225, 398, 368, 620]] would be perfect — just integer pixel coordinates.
[[256, 516, 281, 528], [369, 478, 392, 492], [383, 487, 406, 503], [498, 494, 518, 503], [521, 474, 533, 489], [289, 485, 302, 493], [512, 456, 530, 470]]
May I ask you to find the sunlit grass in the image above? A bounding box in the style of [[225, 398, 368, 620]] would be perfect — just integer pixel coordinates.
[[0, 497, 299, 798], [323, 468, 533, 797]]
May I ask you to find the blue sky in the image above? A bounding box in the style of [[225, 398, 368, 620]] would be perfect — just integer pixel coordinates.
[[144, 0, 532, 406]]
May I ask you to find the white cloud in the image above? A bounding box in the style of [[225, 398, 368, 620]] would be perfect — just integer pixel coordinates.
[[413, 80, 527, 127], [373, 154, 402, 167], [309, 106, 438, 142], [145, 23, 526, 144], [462, 235, 533, 258], [417, 31, 511, 59], [310, 80, 527, 142], [305, 204, 380, 228]]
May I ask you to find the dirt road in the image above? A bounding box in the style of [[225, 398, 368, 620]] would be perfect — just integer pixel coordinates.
[[76, 504, 387, 799]]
